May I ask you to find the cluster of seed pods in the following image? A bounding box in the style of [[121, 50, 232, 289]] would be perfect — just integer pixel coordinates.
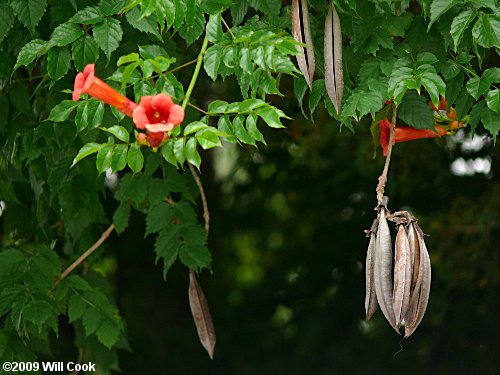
[[365, 204, 432, 337]]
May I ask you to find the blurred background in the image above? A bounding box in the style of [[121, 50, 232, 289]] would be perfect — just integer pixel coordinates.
[[92, 73, 498, 374]]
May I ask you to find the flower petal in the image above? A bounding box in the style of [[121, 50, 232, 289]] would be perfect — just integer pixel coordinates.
[[133, 106, 149, 129], [152, 93, 173, 117], [146, 123, 175, 133], [167, 104, 185, 126], [73, 72, 85, 101]]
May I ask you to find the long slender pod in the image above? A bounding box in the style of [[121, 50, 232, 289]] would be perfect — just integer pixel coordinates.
[[365, 230, 379, 320], [324, 1, 343, 113], [300, 0, 315, 84], [292, 0, 313, 89]]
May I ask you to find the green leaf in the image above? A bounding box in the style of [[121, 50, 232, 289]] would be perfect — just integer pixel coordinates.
[[96, 319, 121, 349], [48, 100, 79, 122], [469, 100, 486, 133], [234, 115, 255, 145], [246, 114, 265, 144], [111, 144, 128, 172], [217, 116, 236, 142], [68, 295, 87, 322], [174, 138, 186, 164], [10, 0, 47, 33], [239, 98, 266, 113], [0, 4, 15, 43], [96, 143, 114, 173], [72, 35, 99, 72], [100, 125, 130, 143], [206, 13, 222, 42], [75, 100, 105, 131], [450, 10, 477, 51], [93, 18, 123, 60], [179, 243, 211, 270], [208, 100, 228, 114], [117, 52, 140, 66], [121, 61, 140, 89], [161, 139, 177, 166], [486, 89, 499, 112], [398, 92, 435, 130], [185, 138, 202, 170], [47, 47, 71, 83], [126, 7, 161, 39], [422, 73, 446, 105], [69, 6, 104, 24], [204, 45, 222, 80], [14, 39, 47, 69], [472, 15, 500, 48], [179, 10, 205, 45], [23, 301, 53, 328], [113, 202, 130, 234], [155, 226, 182, 278], [309, 79, 326, 115], [146, 203, 173, 236], [99, 0, 128, 16], [65, 275, 93, 291], [481, 107, 499, 142], [428, 0, 460, 30], [49, 23, 84, 47], [256, 106, 286, 128], [196, 127, 223, 149], [441, 60, 460, 80], [231, 0, 248, 26], [184, 121, 208, 135], [83, 308, 102, 335], [71, 143, 101, 167], [127, 144, 144, 173]]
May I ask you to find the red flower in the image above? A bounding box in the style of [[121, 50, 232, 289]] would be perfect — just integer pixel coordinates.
[[132, 93, 184, 147], [379, 118, 447, 156], [73, 64, 137, 117]]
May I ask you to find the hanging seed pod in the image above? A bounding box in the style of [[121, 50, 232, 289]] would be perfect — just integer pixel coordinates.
[[404, 223, 431, 337], [406, 222, 420, 299], [324, 1, 344, 114], [393, 224, 412, 326], [292, 0, 315, 89], [374, 207, 399, 332], [365, 222, 379, 320], [189, 269, 216, 359]]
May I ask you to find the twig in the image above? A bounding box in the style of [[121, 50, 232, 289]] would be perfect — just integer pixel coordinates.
[[69, 348, 84, 375], [188, 102, 208, 115], [376, 106, 398, 206], [52, 224, 115, 290], [221, 16, 235, 39], [166, 59, 198, 75], [182, 35, 210, 110], [188, 164, 210, 234]]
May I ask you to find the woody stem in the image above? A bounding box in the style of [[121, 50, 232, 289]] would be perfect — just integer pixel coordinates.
[[376, 106, 397, 206]]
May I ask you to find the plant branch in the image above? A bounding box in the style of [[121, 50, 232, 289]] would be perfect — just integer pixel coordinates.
[[166, 58, 198, 75], [376, 105, 398, 206], [52, 224, 115, 290], [189, 163, 210, 234], [188, 102, 208, 115], [221, 16, 235, 39], [182, 35, 210, 110]]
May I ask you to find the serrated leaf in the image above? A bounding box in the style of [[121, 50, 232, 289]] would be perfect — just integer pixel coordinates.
[[75, 100, 105, 131], [161, 139, 177, 166], [99, 0, 128, 16], [428, 0, 460, 30], [71, 142, 99, 167], [155, 226, 182, 278], [186, 138, 202, 170], [96, 320, 121, 349], [0, 5, 16, 43], [66, 275, 93, 291], [127, 144, 144, 173], [93, 18, 123, 60], [121, 61, 140, 89], [184, 121, 208, 136], [146, 203, 173, 236], [174, 138, 186, 164], [68, 295, 87, 322], [48, 100, 79, 122], [72, 35, 99, 72], [481, 107, 499, 142], [126, 7, 161, 39], [422, 74, 446, 105], [234, 115, 255, 145], [83, 308, 102, 335], [256, 106, 286, 129], [309, 79, 326, 115], [398, 92, 435, 130], [485, 89, 499, 112], [196, 128, 222, 149], [111, 144, 128, 172], [70, 6, 104, 24], [49, 23, 84, 47], [450, 10, 477, 51], [14, 39, 47, 69], [117, 52, 140, 66], [246, 114, 265, 144], [96, 143, 114, 173], [441, 60, 460, 80], [113, 202, 130, 234], [208, 100, 228, 114], [204, 45, 222, 80], [10, 0, 47, 33], [47, 47, 71, 83], [180, 10, 205, 45], [206, 13, 222, 42], [100, 125, 130, 143], [179, 243, 211, 270], [472, 15, 500, 48]]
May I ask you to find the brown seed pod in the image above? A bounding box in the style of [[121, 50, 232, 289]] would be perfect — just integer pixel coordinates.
[[324, 1, 344, 114], [393, 224, 412, 326], [365, 229, 378, 320], [292, 0, 315, 89], [374, 207, 399, 332], [404, 223, 431, 337]]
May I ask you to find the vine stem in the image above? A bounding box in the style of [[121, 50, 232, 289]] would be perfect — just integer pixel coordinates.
[[376, 105, 398, 206], [182, 35, 209, 110], [51, 224, 115, 291], [189, 163, 210, 234]]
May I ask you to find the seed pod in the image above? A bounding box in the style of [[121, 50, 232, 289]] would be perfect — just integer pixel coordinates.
[[324, 1, 344, 114], [365, 230, 378, 320], [393, 224, 412, 325], [404, 223, 431, 337], [374, 207, 399, 332], [292, 0, 315, 89]]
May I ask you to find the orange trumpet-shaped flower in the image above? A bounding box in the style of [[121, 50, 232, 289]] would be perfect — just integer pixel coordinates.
[[379, 118, 447, 156], [73, 64, 137, 117], [132, 93, 185, 147]]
